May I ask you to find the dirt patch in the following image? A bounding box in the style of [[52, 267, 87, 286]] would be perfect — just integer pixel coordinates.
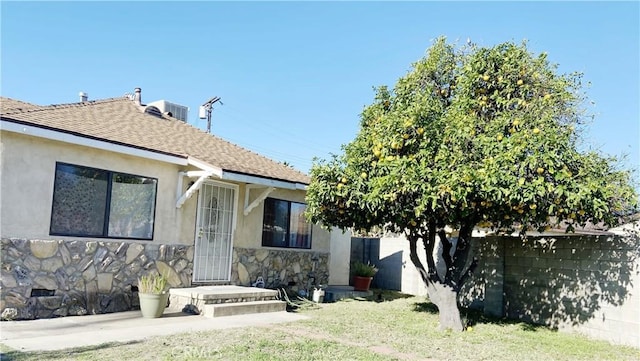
[[269, 324, 436, 361]]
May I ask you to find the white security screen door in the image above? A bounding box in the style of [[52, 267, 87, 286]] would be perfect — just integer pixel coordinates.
[[193, 182, 237, 282]]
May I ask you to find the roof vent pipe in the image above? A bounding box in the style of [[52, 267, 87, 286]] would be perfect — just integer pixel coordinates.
[[133, 87, 142, 106], [79, 92, 88, 102]]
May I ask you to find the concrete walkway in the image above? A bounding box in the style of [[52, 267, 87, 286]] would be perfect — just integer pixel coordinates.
[[0, 310, 308, 352]]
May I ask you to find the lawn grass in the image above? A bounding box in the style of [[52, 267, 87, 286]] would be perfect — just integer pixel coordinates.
[[2, 290, 639, 361]]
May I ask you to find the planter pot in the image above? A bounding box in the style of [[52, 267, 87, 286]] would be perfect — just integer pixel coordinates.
[[139, 292, 169, 318], [353, 276, 373, 291]]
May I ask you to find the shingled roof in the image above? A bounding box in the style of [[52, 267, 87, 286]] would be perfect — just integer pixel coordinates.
[[1, 97, 42, 112], [1, 95, 310, 185]]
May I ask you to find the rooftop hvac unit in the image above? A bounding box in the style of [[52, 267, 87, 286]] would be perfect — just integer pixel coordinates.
[[147, 100, 189, 122]]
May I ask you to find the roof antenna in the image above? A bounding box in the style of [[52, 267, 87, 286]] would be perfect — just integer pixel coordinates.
[[199, 96, 222, 133]]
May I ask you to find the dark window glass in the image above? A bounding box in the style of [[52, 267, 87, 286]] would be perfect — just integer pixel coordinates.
[[262, 198, 311, 249], [108, 174, 157, 239], [50, 162, 157, 240], [50, 164, 109, 236]]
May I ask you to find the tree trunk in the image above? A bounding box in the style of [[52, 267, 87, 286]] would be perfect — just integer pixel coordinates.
[[426, 280, 464, 331], [407, 229, 473, 332]]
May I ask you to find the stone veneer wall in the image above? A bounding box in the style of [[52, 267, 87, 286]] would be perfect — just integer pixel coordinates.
[[1, 238, 194, 320], [231, 247, 329, 293]]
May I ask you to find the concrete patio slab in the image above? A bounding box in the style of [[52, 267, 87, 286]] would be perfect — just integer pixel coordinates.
[[0, 309, 307, 352]]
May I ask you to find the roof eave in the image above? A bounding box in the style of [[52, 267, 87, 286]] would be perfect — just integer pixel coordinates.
[[221, 170, 308, 190], [1, 118, 188, 166], [2, 117, 309, 190]]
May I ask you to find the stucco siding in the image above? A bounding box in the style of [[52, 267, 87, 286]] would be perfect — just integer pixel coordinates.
[[328, 228, 351, 285], [233, 186, 330, 253], [0, 131, 190, 245]]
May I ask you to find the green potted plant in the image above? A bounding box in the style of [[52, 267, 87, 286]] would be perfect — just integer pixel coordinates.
[[351, 261, 378, 291], [138, 271, 169, 318]]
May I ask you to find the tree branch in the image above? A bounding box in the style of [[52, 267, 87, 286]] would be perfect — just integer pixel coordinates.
[[451, 223, 475, 287], [456, 257, 479, 291], [407, 232, 430, 286], [438, 228, 454, 283], [425, 221, 438, 277]]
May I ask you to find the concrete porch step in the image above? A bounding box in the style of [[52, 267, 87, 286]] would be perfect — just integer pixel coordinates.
[[168, 285, 285, 318], [322, 285, 373, 303], [201, 300, 286, 317], [170, 285, 279, 304]]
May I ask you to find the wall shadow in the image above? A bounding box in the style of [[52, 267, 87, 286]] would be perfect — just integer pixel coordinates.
[[350, 237, 404, 291], [500, 233, 639, 329], [413, 301, 550, 332]]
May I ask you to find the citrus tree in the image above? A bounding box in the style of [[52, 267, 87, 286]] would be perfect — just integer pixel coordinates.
[[306, 38, 637, 331]]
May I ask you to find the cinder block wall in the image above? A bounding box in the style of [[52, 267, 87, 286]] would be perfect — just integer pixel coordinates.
[[497, 234, 640, 347], [375, 233, 640, 347]]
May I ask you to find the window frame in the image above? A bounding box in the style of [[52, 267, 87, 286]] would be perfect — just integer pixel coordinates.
[[261, 197, 312, 249], [49, 162, 158, 240]]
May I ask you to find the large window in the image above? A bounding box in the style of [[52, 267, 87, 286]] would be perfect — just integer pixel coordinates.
[[50, 162, 158, 240], [262, 198, 311, 249]]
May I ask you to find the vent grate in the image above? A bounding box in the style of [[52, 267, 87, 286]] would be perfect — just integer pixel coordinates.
[[31, 288, 55, 297], [144, 105, 163, 118]]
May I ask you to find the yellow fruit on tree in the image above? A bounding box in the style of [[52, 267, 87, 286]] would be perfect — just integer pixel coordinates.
[[482, 74, 490, 81], [497, 134, 504, 141], [537, 167, 544, 175], [533, 127, 540, 134], [544, 94, 551, 100], [530, 204, 537, 210], [417, 127, 424, 135], [513, 119, 520, 126], [518, 178, 526, 186], [361, 172, 368, 179], [517, 79, 524, 86], [341, 177, 347, 184]]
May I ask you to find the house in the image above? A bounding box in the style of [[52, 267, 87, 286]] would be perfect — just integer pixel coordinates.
[[0, 88, 351, 320]]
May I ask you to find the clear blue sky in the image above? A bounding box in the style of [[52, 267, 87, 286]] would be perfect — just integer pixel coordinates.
[[2, 1, 638, 180]]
